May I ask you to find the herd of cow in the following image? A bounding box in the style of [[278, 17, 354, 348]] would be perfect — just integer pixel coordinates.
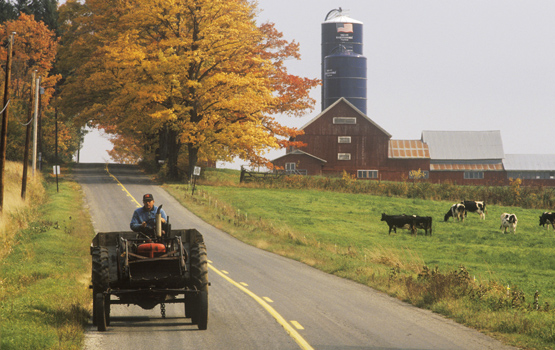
[[381, 200, 555, 236]]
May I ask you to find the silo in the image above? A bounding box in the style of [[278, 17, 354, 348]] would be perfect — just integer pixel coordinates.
[[321, 8, 366, 114], [324, 49, 367, 115]]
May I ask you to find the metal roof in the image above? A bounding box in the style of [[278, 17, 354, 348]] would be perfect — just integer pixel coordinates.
[[503, 154, 555, 171], [388, 140, 430, 159], [431, 163, 503, 171], [421, 130, 504, 160]]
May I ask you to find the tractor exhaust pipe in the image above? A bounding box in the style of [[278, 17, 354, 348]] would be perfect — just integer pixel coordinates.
[[156, 205, 163, 237]]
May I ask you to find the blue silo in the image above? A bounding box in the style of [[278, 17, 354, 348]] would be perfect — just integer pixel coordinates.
[[321, 8, 366, 114], [324, 48, 367, 115]]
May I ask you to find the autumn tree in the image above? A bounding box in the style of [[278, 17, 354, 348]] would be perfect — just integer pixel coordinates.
[[58, 0, 318, 179], [0, 13, 75, 162]]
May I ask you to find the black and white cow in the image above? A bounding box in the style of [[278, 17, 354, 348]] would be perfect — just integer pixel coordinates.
[[381, 213, 417, 235], [444, 203, 465, 222], [539, 212, 555, 230], [462, 200, 486, 220], [500, 213, 518, 234]]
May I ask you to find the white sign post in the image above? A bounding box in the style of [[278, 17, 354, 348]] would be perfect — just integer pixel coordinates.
[[192, 166, 201, 195]]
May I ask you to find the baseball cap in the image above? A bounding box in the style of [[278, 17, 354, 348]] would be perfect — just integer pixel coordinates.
[[143, 194, 154, 202]]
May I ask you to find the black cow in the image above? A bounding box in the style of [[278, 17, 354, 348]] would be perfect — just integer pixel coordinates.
[[381, 213, 416, 235], [444, 203, 465, 222], [413, 216, 433, 235], [462, 200, 486, 220], [539, 212, 555, 230]]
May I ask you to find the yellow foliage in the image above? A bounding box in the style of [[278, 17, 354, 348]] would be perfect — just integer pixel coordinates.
[[58, 0, 318, 177]]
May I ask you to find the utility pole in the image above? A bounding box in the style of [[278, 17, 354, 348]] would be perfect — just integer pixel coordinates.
[[0, 32, 15, 213], [21, 71, 36, 200], [55, 108, 58, 192], [32, 75, 40, 176]]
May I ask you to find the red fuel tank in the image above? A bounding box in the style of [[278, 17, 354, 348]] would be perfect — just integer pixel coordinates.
[[137, 243, 166, 258]]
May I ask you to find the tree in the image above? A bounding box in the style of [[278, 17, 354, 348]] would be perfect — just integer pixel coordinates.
[[0, 13, 65, 161], [58, 0, 318, 179], [0, 1, 18, 23], [0, 1, 59, 32]]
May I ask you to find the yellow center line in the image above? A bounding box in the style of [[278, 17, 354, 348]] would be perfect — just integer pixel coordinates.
[[105, 164, 141, 207], [209, 264, 314, 350]]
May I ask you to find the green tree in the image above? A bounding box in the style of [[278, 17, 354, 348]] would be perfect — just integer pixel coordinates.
[[1, 1, 59, 32]]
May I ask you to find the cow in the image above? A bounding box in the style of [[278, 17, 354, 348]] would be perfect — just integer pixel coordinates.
[[539, 212, 555, 230], [381, 213, 417, 235], [462, 200, 486, 220], [413, 215, 433, 235], [500, 213, 518, 234], [444, 203, 465, 222]]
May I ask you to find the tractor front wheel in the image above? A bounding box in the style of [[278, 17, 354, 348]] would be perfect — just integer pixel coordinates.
[[189, 242, 208, 330], [95, 293, 107, 331]]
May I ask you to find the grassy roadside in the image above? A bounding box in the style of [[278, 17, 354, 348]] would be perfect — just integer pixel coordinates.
[[0, 174, 93, 350], [166, 173, 555, 350]]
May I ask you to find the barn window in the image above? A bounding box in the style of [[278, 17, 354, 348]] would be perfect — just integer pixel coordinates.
[[285, 163, 296, 171], [333, 117, 356, 124], [338, 136, 351, 143], [338, 153, 351, 160], [358, 170, 378, 179], [464, 171, 484, 179]]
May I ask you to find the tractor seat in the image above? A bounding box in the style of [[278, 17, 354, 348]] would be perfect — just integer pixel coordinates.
[[137, 243, 166, 258]]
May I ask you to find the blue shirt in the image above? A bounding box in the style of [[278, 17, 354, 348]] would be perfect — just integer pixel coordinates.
[[130, 205, 167, 232]]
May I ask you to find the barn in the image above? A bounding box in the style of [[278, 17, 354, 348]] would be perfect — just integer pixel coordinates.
[[272, 99, 555, 186], [272, 98, 430, 181], [503, 154, 555, 186], [421, 130, 506, 185]]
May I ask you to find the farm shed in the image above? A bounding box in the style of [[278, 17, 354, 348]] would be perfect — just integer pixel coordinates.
[[272, 149, 326, 175], [503, 154, 555, 186], [421, 130, 506, 185]]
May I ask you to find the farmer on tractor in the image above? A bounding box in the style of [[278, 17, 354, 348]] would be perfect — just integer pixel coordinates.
[[130, 193, 167, 236]]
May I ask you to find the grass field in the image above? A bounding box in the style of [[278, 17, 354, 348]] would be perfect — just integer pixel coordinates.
[[167, 173, 555, 350], [0, 168, 92, 350]]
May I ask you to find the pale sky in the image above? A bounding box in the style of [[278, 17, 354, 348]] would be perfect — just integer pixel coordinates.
[[79, 1, 555, 165]]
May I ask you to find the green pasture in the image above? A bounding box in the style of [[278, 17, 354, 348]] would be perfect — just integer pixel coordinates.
[[192, 186, 554, 301], [168, 180, 555, 349]]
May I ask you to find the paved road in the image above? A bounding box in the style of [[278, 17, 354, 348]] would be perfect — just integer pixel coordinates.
[[75, 163, 519, 350]]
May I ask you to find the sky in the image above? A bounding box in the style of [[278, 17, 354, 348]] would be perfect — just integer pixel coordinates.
[[79, 0, 555, 165]]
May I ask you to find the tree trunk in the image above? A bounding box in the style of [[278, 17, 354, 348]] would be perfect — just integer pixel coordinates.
[[166, 128, 181, 180]]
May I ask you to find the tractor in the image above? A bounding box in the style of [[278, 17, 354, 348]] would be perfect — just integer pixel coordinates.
[[90, 206, 209, 331]]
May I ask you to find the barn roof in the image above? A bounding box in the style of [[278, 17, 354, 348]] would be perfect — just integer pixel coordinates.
[[503, 154, 555, 171], [272, 149, 327, 163], [301, 98, 392, 138], [421, 130, 504, 160], [430, 163, 503, 171], [388, 140, 430, 159]]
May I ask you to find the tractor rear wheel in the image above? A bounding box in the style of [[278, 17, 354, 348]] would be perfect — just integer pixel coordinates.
[[189, 242, 208, 330], [92, 247, 110, 327]]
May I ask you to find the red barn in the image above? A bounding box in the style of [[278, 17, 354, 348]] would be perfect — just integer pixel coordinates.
[[272, 98, 430, 180]]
